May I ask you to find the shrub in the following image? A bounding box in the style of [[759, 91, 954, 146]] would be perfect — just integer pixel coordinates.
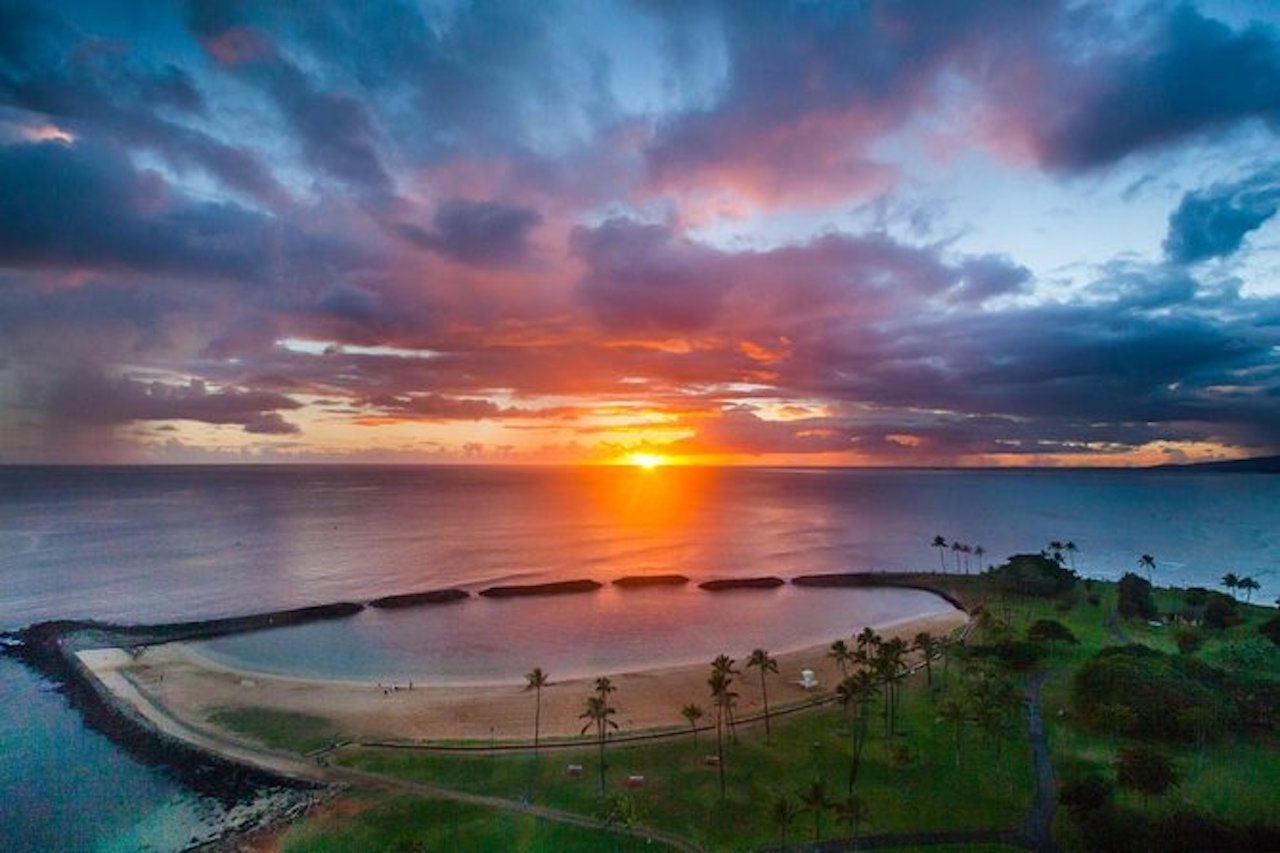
[[1058, 772, 1113, 817], [1116, 572, 1157, 619], [1086, 592, 1101, 606], [1204, 593, 1242, 630], [984, 553, 1078, 598], [1072, 646, 1232, 741], [1258, 614, 1280, 647], [1115, 744, 1180, 800], [1028, 619, 1078, 645], [1174, 626, 1203, 655]]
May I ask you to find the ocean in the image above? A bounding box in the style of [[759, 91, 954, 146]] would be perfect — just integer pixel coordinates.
[[1, 465, 1277, 849]]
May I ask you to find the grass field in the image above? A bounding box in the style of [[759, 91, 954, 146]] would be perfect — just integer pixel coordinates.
[[209, 569, 1278, 852]]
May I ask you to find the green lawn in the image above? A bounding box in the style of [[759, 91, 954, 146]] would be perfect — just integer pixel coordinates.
[[280, 793, 657, 852], [208, 706, 343, 754], [212, 571, 1276, 852], [338, 664, 1032, 852]]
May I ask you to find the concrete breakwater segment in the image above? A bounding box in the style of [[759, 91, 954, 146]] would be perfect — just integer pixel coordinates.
[[611, 574, 690, 587], [367, 588, 470, 609], [698, 576, 786, 591], [478, 579, 603, 598]]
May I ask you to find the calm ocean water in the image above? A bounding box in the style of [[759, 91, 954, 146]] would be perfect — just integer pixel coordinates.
[[2, 465, 1277, 849]]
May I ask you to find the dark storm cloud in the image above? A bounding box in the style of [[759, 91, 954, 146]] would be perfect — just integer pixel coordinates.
[[1163, 170, 1280, 263], [1033, 6, 1280, 171], [397, 198, 542, 266], [0, 0, 287, 206], [183, 3, 393, 197], [643, 0, 1057, 200], [0, 141, 272, 281], [45, 369, 301, 434]]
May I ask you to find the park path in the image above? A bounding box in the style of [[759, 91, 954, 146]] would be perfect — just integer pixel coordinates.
[[106, 665, 703, 852]]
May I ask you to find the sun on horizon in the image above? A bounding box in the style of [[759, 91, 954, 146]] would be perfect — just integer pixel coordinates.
[[625, 452, 668, 470]]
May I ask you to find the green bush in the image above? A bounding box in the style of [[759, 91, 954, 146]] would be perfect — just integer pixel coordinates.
[[1116, 572, 1157, 619], [1071, 646, 1232, 741], [984, 553, 1077, 598], [1258, 614, 1280, 647], [1174, 626, 1204, 655], [1027, 619, 1078, 645]]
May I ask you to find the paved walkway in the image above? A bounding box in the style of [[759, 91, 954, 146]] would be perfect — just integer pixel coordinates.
[[94, 659, 702, 852]]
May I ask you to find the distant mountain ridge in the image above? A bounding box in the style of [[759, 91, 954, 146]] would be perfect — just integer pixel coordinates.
[[1153, 455, 1280, 473]]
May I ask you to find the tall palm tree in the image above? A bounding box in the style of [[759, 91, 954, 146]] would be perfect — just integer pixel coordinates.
[[524, 667, 550, 753], [854, 627, 881, 662], [828, 639, 853, 678], [875, 637, 908, 736], [680, 703, 704, 748], [1064, 541, 1078, 571], [708, 668, 733, 799], [1239, 576, 1260, 603], [798, 779, 830, 845], [931, 535, 948, 571], [951, 541, 965, 573], [595, 675, 616, 700], [833, 794, 870, 847], [711, 655, 740, 740], [1138, 554, 1156, 585], [578, 694, 618, 794], [913, 631, 938, 688], [836, 671, 879, 792], [974, 544, 986, 572], [771, 793, 800, 851], [746, 648, 779, 741], [1221, 572, 1240, 599]]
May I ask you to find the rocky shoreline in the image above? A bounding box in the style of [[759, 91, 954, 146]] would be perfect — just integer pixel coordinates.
[[1, 609, 351, 850]]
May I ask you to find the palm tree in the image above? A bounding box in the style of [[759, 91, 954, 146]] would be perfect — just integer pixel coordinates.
[[1239, 576, 1260, 603], [708, 668, 733, 799], [913, 631, 938, 688], [875, 637, 908, 736], [854, 627, 881, 661], [951, 541, 965, 573], [681, 703, 704, 748], [833, 794, 870, 847], [595, 675, 616, 700], [931, 535, 948, 571], [1048, 540, 1065, 564], [746, 648, 779, 741], [798, 779, 830, 845], [1064, 541, 1078, 571], [711, 655, 740, 740], [836, 671, 879, 792], [524, 667, 550, 753], [771, 794, 800, 851], [828, 639, 853, 678], [579, 694, 618, 794], [1221, 572, 1240, 599], [974, 544, 986, 572], [1138, 553, 1156, 585]]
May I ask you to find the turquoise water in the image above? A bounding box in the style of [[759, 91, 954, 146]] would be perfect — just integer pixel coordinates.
[[1, 464, 1277, 848]]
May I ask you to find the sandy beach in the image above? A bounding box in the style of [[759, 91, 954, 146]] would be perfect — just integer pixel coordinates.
[[81, 609, 967, 747]]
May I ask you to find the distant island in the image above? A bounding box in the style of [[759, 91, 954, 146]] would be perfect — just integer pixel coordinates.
[[1153, 454, 1280, 473]]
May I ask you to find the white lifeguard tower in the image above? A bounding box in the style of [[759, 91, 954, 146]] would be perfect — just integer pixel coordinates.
[[799, 669, 818, 690]]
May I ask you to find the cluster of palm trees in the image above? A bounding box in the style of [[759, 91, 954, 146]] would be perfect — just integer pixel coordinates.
[[525, 667, 623, 794], [1045, 540, 1080, 570], [930, 535, 985, 574], [1221, 572, 1263, 603], [772, 779, 869, 848]]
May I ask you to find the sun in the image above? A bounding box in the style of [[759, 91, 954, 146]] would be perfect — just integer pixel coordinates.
[[626, 452, 667, 470]]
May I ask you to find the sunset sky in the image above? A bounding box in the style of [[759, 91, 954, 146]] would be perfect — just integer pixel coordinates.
[[3, 0, 1280, 466]]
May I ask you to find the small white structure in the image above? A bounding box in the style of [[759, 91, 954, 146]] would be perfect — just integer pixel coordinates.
[[566, 764, 584, 777], [799, 669, 818, 690]]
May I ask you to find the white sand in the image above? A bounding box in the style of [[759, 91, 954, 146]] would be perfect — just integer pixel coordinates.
[[83, 609, 967, 745]]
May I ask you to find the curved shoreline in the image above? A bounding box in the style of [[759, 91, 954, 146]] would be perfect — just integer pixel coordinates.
[[81, 608, 968, 748], [1, 574, 971, 847]]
